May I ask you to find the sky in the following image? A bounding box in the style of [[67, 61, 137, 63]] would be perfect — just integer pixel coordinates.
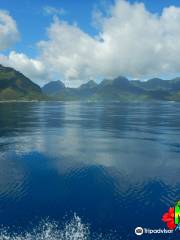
[[1, 0, 180, 86]]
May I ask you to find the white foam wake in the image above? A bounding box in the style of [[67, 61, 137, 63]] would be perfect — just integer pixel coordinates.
[[0, 214, 90, 240]]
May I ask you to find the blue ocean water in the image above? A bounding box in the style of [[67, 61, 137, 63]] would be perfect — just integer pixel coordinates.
[[0, 102, 179, 239]]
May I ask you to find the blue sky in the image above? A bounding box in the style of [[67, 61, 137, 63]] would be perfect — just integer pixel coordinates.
[[0, 1, 88, 55], [1, 0, 180, 57], [1, 0, 105, 57], [1, 0, 180, 86]]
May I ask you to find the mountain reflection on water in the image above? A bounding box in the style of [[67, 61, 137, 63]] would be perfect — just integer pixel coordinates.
[[0, 102, 179, 239]]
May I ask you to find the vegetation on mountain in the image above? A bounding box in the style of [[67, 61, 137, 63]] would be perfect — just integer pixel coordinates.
[[0, 65, 43, 100], [42, 76, 180, 101], [1, 64, 180, 101]]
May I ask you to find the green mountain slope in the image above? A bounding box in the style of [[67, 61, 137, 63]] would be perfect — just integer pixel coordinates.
[[0, 65, 43, 100], [42, 80, 65, 96], [42, 76, 180, 101], [1, 63, 180, 101]]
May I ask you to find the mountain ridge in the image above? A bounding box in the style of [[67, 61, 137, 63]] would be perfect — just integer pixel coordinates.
[[0, 64, 180, 101], [42, 76, 180, 101], [0, 64, 43, 100]]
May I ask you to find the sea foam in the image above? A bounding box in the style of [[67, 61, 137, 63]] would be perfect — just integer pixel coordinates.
[[0, 214, 89, 240]]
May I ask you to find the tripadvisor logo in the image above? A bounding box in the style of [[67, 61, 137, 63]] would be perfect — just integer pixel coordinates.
[[135, 227, 173, 236], [135, 200, 180, 236], [135, 227, 143, 236]]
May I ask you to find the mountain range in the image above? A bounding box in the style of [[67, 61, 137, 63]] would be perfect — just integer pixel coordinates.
[[0, 64, 180, 101], [42, 76, 180, 101]]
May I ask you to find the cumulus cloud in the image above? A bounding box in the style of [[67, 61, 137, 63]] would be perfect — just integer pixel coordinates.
[[38, 17, 98, 84], [37, 0, 180, 85], [0, 51, 49, 85], [0, 10, 19, 50], [2, 0, 180, 86]]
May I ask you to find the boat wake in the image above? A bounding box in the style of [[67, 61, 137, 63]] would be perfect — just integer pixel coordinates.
[[0, 214, 120, 240], [0, 214, 90, 240]]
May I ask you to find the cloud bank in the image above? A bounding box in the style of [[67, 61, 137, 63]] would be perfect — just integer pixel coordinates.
[[2, 0, 180, 86]]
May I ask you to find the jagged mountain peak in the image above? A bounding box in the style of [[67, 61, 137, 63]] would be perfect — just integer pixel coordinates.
[[42, 80, 65, 96], [79, 80, 97, 89]]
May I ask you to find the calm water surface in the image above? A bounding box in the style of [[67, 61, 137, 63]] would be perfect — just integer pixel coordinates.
[[0, 102, 180, 239]]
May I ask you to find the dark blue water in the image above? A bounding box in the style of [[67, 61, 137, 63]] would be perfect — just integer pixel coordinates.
[[0, 102, 179, 239]]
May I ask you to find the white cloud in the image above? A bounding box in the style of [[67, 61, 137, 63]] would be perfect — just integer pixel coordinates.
[[0, 51, 49, 85], [43, 6, 66, 16], [0, 10, 19, 50], [38, 17, 98, 85], [37, 0, 180, 86], [2, 0, 180, 86]]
